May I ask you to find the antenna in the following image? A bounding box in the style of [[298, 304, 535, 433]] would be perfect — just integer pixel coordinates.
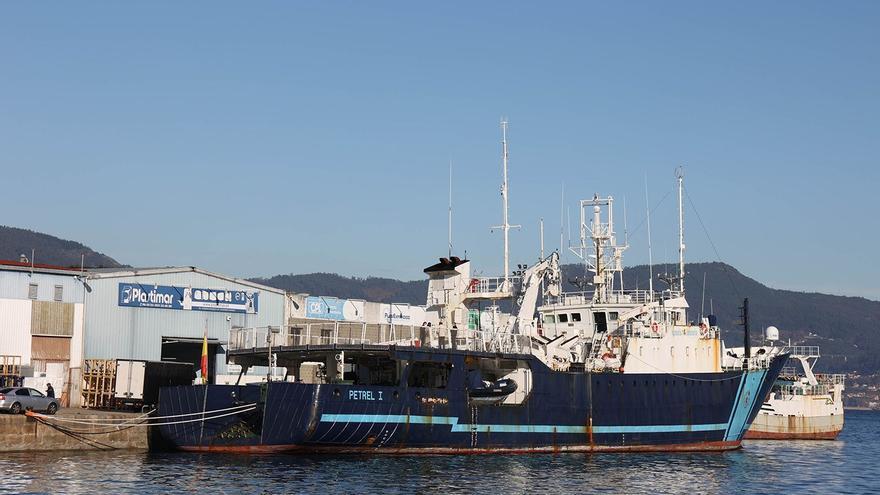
[[490, 118, 520, 291], [559, 184, 565, 258], [540, 217, 545, 259], [644, 174, 654, 301], [676, 166, 685, 293], [700, 271, 707, 320], [621, 196, 628, 290], [448, 159, 453, 258], [566, 206, 571, 250]]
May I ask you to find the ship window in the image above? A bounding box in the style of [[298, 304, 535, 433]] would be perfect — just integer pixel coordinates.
[[558, 314, 569, 323], [353, 356, 400, 386], [407, 362, 452, 389], [28, 283, 38, 300], [571, 313, 581, 322], [545, 314, 556, 324], [609, 312, 618, 321], [593, 312, 607, 333], [54, 285, 63, 301]]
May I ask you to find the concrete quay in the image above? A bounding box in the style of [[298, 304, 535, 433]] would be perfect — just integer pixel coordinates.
[[0, 408, 148, 452]]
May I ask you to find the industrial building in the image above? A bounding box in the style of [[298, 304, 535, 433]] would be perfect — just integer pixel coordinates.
[[82, 267, 287, 385], [0, 259, 86, 405]]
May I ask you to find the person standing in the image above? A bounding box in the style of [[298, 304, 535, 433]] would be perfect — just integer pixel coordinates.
[[46, 383, 55, 398]]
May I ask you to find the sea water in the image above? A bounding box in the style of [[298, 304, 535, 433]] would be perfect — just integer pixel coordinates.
[[2, 410, 877, 494]]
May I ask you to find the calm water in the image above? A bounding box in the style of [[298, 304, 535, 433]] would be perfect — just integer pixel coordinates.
[[3, 410, 878, 494]]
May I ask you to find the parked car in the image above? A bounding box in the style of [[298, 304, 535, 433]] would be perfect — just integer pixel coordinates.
[[0, 387, 59, 415]]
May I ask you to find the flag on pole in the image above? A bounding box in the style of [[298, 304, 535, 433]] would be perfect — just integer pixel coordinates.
[[200, 327, 208, 384]]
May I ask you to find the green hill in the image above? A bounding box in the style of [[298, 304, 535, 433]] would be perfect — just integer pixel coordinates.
[[0, 226, 123, 268]]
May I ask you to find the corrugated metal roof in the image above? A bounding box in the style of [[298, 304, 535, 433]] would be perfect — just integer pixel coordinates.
[[0, 259, 83, 277], [86, 266, 285, 294]]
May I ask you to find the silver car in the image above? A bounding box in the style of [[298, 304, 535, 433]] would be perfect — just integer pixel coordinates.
[[0, 387, 59, 415]]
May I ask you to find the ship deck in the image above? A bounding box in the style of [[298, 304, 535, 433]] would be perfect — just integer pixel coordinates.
[[227, 342, 535, 368]]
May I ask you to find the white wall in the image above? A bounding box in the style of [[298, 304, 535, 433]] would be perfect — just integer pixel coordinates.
[[0, 298, 32, 365]]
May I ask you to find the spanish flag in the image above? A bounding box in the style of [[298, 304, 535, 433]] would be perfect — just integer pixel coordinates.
[[200, 329, 208, 384]]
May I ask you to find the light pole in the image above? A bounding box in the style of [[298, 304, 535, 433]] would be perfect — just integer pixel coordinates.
[[267, 325, 280, 382]]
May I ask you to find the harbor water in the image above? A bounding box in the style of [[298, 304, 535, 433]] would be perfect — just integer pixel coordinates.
[[3, 410, 877, 494]]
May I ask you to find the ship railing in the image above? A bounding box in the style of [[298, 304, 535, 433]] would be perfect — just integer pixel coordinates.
[[775, 383, 835, 397], [230, 322, 422, 351], [785, 345, 820, 358], [816, 373, 846, 386], [466, 276, 520, 295], [779, 366, 799, 378], [724, 354, 774, 371], [615, 324, 719, 340], [229, 326, 288, 351], [452, 329, 533, 354], [550, 289, 685, 307]]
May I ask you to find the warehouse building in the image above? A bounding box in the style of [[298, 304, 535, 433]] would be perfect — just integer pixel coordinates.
[[83, 266, 287, 386], [0, 258, 87, 405]]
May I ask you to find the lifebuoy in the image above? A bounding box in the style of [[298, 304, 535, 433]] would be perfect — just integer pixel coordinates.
[[699, 322, 708, 338], [651, 322, 659, 333], [468, 278, 480, 292]]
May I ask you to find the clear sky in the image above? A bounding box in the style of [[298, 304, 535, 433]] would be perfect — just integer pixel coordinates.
[[1, 2, 878, 300]]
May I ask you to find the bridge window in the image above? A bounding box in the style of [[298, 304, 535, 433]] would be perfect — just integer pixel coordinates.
[[571, 313, 581, 322], [407, 362, 452, 389], [544, 314, 556, 324], [558, 314, 569, 323]]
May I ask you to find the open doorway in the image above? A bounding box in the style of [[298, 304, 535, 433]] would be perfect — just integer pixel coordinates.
[[161, 337, 220, 384]]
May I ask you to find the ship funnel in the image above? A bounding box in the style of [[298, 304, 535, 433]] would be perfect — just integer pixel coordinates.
[[765, 326, 779, 342]]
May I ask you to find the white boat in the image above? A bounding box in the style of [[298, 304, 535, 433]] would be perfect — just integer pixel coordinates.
[[741, 341, 845, 440]]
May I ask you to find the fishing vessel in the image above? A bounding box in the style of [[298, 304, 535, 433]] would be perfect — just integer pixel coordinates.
[[155, 124, 787, 454], [742, 339, 845, 440]]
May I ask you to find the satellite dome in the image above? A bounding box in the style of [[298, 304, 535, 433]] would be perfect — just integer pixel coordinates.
[[765, 326, 780, 342]]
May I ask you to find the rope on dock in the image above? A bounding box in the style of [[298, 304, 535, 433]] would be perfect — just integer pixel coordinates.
[[27, 403, 256, 425], [24, 403, 258, 434]]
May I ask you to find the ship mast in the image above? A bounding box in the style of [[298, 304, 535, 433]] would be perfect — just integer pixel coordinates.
[[493, 119, 520, 292], [676, 166, 685, 293]]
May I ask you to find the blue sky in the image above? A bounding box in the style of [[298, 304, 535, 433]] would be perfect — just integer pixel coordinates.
[[1, 2, 878, 299]]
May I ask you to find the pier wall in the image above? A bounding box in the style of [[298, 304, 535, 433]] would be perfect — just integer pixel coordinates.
[[0, 410, 148, 452]]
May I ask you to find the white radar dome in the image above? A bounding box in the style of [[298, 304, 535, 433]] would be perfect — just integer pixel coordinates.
[[765, 326, 779, 342]]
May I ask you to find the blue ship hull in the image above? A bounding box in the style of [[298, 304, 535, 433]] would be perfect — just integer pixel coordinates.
[[156, 349, 787, 454]]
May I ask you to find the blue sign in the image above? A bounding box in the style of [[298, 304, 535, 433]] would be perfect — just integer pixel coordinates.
[[305, 296, 346, 320], [118, 283, 258, 314]]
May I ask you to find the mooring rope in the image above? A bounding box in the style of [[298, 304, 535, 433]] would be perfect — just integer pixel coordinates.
[[26, 403, 256, 426], [27, 406, 257, 435]]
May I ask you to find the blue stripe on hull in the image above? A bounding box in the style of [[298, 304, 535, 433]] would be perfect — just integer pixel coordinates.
[[319, 413, 728, 434]]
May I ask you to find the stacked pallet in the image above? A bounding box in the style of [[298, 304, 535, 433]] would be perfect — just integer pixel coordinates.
[[81, 359, 117, 409], [0, 355, 22, 387]]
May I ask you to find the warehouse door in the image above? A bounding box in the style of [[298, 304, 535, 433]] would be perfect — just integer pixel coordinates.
[[160, 337, 219, 384]]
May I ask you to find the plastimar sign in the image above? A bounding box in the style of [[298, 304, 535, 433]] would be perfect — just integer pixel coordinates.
[[118, 283, 258, 314]]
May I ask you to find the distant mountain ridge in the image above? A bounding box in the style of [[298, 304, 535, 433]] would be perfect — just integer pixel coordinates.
[[0, 226, 123, 268]]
